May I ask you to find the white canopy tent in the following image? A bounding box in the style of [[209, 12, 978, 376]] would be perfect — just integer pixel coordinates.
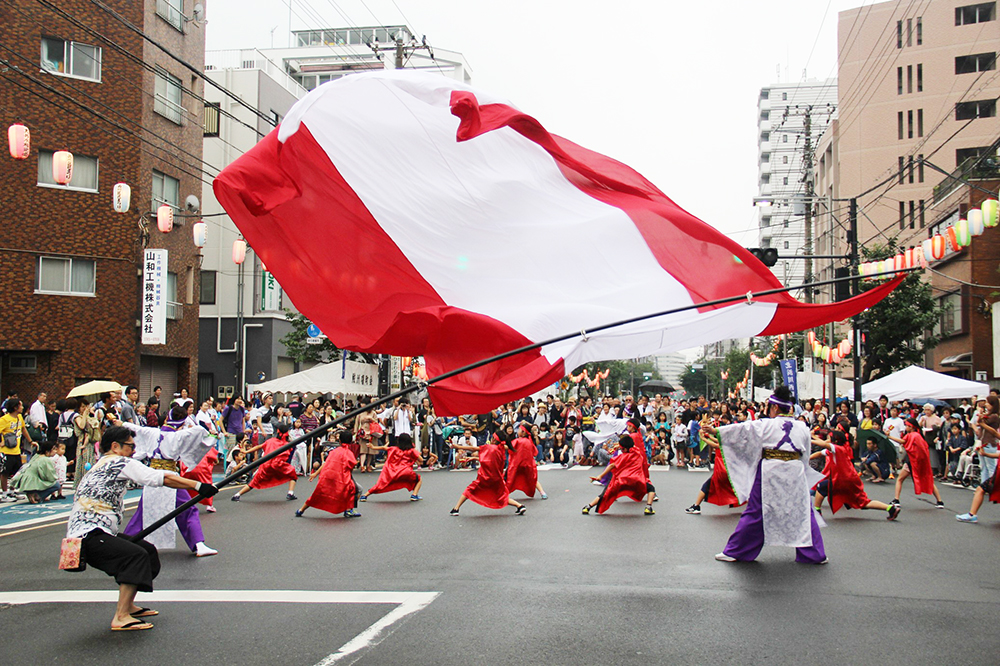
[[751, 371, 855, 403], [861, 365, 989, 402], [247, 360, 378, 398]]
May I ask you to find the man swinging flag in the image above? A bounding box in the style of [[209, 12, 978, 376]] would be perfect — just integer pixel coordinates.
[[214, 70, 900, 416]]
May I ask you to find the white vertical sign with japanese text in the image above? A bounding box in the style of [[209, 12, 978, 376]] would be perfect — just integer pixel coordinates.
[[142, 249, 167, 345], [390, 356, 401, 392]]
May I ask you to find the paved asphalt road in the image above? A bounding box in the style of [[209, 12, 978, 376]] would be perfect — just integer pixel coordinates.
[[2, 465, 998, 665]]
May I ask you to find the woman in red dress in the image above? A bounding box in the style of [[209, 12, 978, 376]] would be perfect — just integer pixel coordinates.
[[182, 446, 220, 512], [359, 433, 425, 502], [811, 430, 900, 519], [684, 433, 740, 514], [230, 422, 299, 502], [449, 433, 526, 516], [582, 434, 656, 515], [887, 418, 944, 508], [506, 422, 547, 500], [296, 430, 362, 518]]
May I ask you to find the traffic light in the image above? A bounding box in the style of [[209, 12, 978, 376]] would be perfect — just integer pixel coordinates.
[[747, 247, 779, 267]]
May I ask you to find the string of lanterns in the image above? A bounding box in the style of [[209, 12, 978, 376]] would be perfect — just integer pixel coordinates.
[[858, 196, 999, 278], [7, 120, 241, 260], [807, 330, 853, 365], [749, 337, 782, 367], [568, 367, 611, 389]]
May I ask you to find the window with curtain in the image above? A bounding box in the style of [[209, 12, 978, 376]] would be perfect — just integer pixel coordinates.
[[35, 257, 95, 296], [40, 37, 101, 82], [37, 150, 99, 191]]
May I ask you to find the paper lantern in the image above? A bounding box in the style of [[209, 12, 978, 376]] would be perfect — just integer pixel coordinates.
[[52, 150, 73, 185], [968, 209, 985, 236], [930, 234, 946, 260], [955, 219, 972, 247], [192, 221, 207, 247], [8, 123, 29, 159], [156, 205, 173, 233], [112, 182, 131, 213], [830, 351, 841, 364], [893, 253, 905, 273], [921, 239, 933, 263], [232, 239, 247, 265], [839, 340, 851, 356], [983, 199, 999, 227], [807, 331, 816, 346], [946, 225, 961, 252]]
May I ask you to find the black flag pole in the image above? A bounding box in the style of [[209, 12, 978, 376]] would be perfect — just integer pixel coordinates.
[[130, 267, 910, 540]]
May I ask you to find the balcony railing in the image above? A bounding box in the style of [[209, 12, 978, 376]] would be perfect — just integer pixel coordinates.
[[932, 155, 1000, 203]]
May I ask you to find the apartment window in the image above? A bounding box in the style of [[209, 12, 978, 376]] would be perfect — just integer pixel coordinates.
[[761, 174, 771, 185], [908, 156, 915, 183], [37, 150, 98, 192], [939, 291, 964, 337], [917, 17, 922, 44], [784, 241, 790, 249], [8, 354, 37, 374], [783, 177, 789, 185], [907, 18, 912, 46], [898, 156, 905, 184], [270, 110, 281, 125], [908, 110, 914, 138], [907, 65, 913, 93], [761, 216, 771, 228], [955, 52, 997, 74], [760, 90, 769, 100], [782, 92, 788, 101], [897, 67, 903, 94], [909, 200, 916, 228], [897, 20, 903, 48], [783, 220, 789, 228], [760, 110, 770, 121], [199, 271, 216, 304], [154, 68, 183, 124], [782, 155, 788, 164], [898, 111, 904, 139], [35, 257, 95, 296], [156, 0, 184, 31], [203, 102, 219, 137], [917, 63, 923, 91], [899, 201, 906, 229], [760, 131, 770, 142], [40, 37, 101, 82], [761, 153, 770, 163], [782, 134, 788, 143], [955, 3, 995, 25], [918, 154, 925, 182], [918, 108, 924, 136], [151, 170, 180, 212], [956, 99, 997, 120], [919, 200, 926, 227], [166, 272, 182, 320], [956, 146, 992, 166]]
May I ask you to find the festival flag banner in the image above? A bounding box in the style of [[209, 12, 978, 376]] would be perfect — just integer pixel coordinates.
[[214, 71, 902, 415], [141, 249, 167, 345], [779, 358, 798, 401]]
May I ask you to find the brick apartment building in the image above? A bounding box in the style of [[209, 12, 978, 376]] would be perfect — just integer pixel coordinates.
[[0, 0, 206, 404]]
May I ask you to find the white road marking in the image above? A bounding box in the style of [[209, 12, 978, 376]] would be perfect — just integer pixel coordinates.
[[0, 497, 140, 533], [0, 589, 440, 665]]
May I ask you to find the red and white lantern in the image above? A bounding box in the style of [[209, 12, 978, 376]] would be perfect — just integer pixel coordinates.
[[946, 225, 961, 252], [156, 205, 173, 233], [232, 239, 247, 265], [893, 253, 905, 273], [112, 183, 131, 213], [52, 150, 73, 185], [807, 331, 816, 346], [192, 221, 207, 248], [930, 234, 946, 260], [7, 123, 29, 159]]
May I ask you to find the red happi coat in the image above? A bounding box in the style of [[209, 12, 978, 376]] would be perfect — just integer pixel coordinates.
[[305, 446, 358, 514], [248, 435, 299, 490], [183, 446, 219, 506], [505, 437, 538, 497], [463, 442, 510, 509], [901, 432, 935, 496], [597, 446, 648, 514], [706, 451, 740, 507], [821, 442, 871, 513], [629, 431, 650, 480], [366, 446, 420, 496]]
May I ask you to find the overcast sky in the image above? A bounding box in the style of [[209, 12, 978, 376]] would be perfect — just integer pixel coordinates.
[[207, 0, 874, 249]]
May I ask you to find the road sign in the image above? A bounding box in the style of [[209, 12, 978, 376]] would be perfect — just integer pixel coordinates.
[[305, 337, 323, 345], [306, 324, 322, 338], [692, 363, 704, 370]]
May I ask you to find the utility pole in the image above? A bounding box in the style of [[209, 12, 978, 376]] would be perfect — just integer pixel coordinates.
[[849, 197, 862, 413], [368, 31, 436, 71], [803, 105, 814, 303]]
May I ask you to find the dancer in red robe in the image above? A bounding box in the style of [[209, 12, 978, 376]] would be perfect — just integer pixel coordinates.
[[684, 434, 740, 514], [183, 446, 220, 512], [886, 418, 944, 508], [359, 433, 424, 502], [231, 423, 299, 502], [506, 422, 547, 499], [810, 430, 900, 519], [296, 430, 362, 518], [582, 434, 656, 515], [449, 435, 526, 515]]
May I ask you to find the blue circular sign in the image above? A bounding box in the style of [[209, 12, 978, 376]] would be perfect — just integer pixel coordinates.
[[306, 324, 321, 338]]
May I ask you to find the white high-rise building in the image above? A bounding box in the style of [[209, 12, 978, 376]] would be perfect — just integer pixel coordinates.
[[653, 352, 687, 388], [756, 79, 837, 292]]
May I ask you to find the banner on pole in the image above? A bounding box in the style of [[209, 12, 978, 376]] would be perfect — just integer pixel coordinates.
[[779, 358, 798, 401], [141, 249, 167, 345]]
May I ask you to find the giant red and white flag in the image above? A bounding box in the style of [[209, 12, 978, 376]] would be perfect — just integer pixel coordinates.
[[214, 71, 899, 415]]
